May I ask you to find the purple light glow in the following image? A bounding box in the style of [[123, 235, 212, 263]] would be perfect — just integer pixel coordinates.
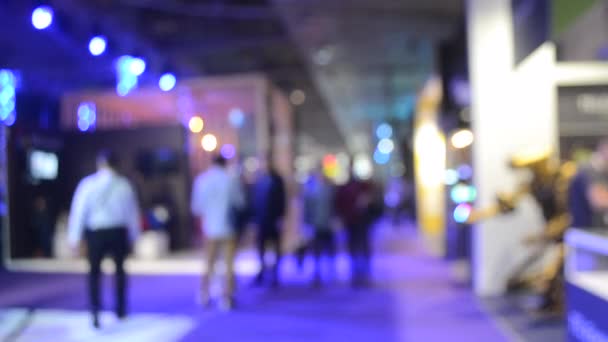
[[220, 144, 236, 159]]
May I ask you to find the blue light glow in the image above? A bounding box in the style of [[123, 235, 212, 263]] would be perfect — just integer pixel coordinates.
[[0, 69, 17, 125], [77, 102, 96, 131], [4, 112, 16, 126], [88, 36, 107, 56], [453, 204, 472, 223], [129, 57, 146, 76], [445, 169, 459, 186], [0, 87, 15, 106], [220, 144, 236, 159], [1, 98, 15, 117], [377, 138, 395, 154], [0, 70, 15, 87], [450, 184, 477, 204], [116, 56, 142, 95], [78, 118, 90, 132], [116, 75, 137, 96], [373, 150, 390, 165], [159, 73, 176, 92], [457, 164, 474, 180], [32, 6, 54, 30], [376, 123, 393, 139], [116, 56, 133, 74], [229, 108, 245, 128]]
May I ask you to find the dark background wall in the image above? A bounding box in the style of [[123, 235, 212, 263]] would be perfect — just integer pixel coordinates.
[[8, 124, 193, 258]]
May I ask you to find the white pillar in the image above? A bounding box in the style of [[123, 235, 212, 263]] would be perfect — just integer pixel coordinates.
[[467, 0, 557, 295]]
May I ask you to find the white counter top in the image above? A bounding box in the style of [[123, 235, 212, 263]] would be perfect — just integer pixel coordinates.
[[565, 228, 608, 256], [568, 271, 608, 301], [565, 228, 608, 300]]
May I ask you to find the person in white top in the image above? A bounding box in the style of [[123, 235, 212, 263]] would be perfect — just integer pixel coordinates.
[[68, 150, 141, 328], [191, 154, 244, 310]]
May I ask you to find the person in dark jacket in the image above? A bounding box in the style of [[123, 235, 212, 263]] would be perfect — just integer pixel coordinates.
[[335, 171, 381, 288], [253, 158, 287, 287], [569, 168, 592, 228], [303, 167, 336, 286]]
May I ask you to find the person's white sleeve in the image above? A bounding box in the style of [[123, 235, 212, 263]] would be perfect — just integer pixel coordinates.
[[67, 180, 89, 249], [125, 182, 141, 243], [191, 176, 204, 217]]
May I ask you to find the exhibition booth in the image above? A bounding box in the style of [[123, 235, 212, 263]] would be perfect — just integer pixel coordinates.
[[3, 73, 296, 275], [462, 0, 608, 338]]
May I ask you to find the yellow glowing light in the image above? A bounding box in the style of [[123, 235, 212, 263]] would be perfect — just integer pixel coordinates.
[[415, 124, 446, 187], [201, 134, 218, 152], [189, 116, 204, 133], [450, 129, 474, 149]]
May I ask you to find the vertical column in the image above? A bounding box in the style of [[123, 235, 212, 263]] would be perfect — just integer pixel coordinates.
[[414, 76, 446, 256], [467, 0, 557, 295]]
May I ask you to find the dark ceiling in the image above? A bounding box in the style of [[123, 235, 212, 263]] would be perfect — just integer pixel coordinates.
[[0, 0, 464, 153]]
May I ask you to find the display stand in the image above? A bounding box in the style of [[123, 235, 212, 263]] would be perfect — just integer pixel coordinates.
[[565, 228, 608, 341]]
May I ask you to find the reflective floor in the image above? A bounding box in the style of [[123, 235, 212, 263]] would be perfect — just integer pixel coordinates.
[[0, 226, 508, 342]]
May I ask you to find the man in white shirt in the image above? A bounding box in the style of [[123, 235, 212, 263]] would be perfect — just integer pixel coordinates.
[[191, 155, 243, 310], [68, 150, 140, 328]]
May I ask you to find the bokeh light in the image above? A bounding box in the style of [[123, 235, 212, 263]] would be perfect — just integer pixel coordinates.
[[188, 116, 204, 133], [453, 203, 472, 223], [353, 154, 373, 180], [450, 183, 477, 204], [290, 89, 306, 106], [88, 36, 107, 56], [445, 169, 459, 186], [159, 73, 177, 92], [129, 57, 146, 76], [0, 70, 17, 125], [451, 129, 474, 149], [377, 138, 395, 154], [229, 108, 245, 128], [457, 164, 474, 180], [373, 150, 391, 165], [201, 134, 218, 152], [376, 123, 393, 139], [77, 102, 96, 132], [115, 56, 139, 96], [323, 154, 338, 178], [32, 6, 54, 30], [220, 144, 236, 159]]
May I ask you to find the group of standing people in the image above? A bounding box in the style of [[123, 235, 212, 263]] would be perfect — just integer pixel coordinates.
[[67, 150, 383, 327], [302, 166, 382, 288]]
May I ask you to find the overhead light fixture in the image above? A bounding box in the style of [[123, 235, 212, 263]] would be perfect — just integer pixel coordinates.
[[159, 73, 177, 92], [88, 36, 107, 56], [0, 69, 17, 126], [32, 6, 54, 30], [77, 102, 96, 132], [129, 57, 146, 76]]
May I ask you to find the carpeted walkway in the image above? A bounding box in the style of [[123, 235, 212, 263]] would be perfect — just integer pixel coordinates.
[[0, 228, 508, 341]]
